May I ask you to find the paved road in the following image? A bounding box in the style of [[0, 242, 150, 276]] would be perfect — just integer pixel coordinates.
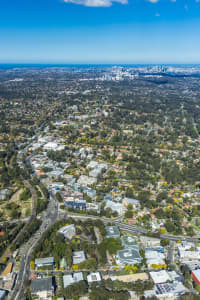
[[10, 193, 58, 300], [64, 212, 200, 243], [0, 218, 28, 226]]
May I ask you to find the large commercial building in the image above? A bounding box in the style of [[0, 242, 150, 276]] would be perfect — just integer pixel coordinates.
[[105, 226, 120, 239], [123, 198, 140, 209], [77, 175, 97, 187], [192, 269, 200, 285], [65, 199, 86, 210], [88, 161, 108, 178], [116, 249, 141, 265], [140, 236, 160, 247], [155, 282, 186, 298], [30, 277, 54, 298], [57, 224, 76, 239], [121, 236, 139, 250], [145, 250, 165, 268], [178, 246, 200, 260], [104, 200, 123, 216], [86, 202, 99, 212], [150, 270, 170, 285]]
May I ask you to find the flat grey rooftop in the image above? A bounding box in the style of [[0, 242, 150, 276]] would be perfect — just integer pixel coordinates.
[[31, 277, 53, 293]]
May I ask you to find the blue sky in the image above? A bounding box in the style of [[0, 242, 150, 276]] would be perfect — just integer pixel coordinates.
[[0, 0, 200, 63]]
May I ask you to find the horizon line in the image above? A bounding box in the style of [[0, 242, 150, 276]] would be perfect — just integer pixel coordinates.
[[0, 62, 200, 66]]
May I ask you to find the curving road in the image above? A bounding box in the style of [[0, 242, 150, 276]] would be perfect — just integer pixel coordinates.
[[9, 193, 58, 300]]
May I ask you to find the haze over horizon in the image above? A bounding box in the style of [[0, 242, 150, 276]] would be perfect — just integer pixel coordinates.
[[0, 0, 200, 64]]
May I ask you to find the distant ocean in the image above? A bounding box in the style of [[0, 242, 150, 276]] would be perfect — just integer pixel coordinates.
[[0, 63, 200, 70], [0, 64, 107, 69]]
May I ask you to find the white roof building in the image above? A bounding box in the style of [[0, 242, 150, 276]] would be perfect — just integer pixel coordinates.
[[105, 200, 123, 215], [43, 142, 58, 151], [88, 161, 108, 178], [105, 226, 120, 238], [89, 168, 102, 178], [77, 175, 97, 187], [86, 202, 99, 211], [63, 272, 83, 288], [140, 236, 160, 247], [98, 163, 108, 170], [181, 241, 195, 250], [178, 247, 200, 260], [192, 269, 200, 283], [150, 270, 170, 285], [145, 250, 165, 267], [87, 272, 101, 284], [73, 251, 86, 265], [123, 198, 140, 208], [0, 189, 11, 201], [63, 275, 74, 288], [73, 272, 84, 283], [47, 170, 64, 178], [145, 250, 165, 260], [168, 271, 182, 282], [116, 249, 142, 265], [57, 224, 76, 239], [87, 161, 99, 169], [56, 145, 65, 151], [155, 282, 186, 298], [35, 257, 54, 267], [38, 136, 51, 143], [146, 258, 165, 268]]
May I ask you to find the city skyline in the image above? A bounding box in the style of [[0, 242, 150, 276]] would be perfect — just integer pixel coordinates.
[[0, 0, 200, 63]]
